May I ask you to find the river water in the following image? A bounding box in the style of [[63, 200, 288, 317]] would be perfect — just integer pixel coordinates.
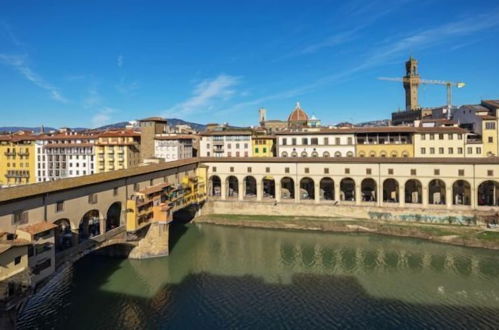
[[17, 223, 499, 329]]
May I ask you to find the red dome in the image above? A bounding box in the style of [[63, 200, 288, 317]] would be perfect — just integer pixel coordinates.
[[288, 102, 309, 122]]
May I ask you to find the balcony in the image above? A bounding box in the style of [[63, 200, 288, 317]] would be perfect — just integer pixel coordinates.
[[4, 151, 16, 156], [5, 172, 29, 178], [18, 151, 30, 156]]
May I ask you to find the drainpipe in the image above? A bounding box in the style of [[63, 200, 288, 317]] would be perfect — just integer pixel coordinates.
[[44, 192, 48, 222]]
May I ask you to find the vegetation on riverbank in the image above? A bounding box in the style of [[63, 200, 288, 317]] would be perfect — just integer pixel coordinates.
[[195, 213, 499, 249]]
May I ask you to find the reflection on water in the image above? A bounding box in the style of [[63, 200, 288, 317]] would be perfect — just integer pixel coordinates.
[[18, 223, 499, 329]]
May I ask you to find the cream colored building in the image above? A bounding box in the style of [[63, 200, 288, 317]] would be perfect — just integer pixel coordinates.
[[95, 130, 141, 173], [413, 127, 467, 157], [200, 130, 252, 157]]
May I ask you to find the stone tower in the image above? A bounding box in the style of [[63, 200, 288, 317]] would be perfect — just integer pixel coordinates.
[[259, 108, 267, 124], [404, 57, 420, 111]]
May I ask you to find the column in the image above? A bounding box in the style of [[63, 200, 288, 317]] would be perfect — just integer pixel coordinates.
[[399, 185, 405, 208], [99, 217, 106, 235], [446, 186, 453, 209], [422, 186, 428, 207], [295, 181, 300, 203], [256, 180, 262, 201], [275, 180, 281, 203], [377, 181, 382, 207], [238, 180, 244, 201], [221, 179, 227, 200], [314, 182, 320, 204], [471, 183, 477, 209], [355, 184, 361, 205], [334, 181, 340, 203]]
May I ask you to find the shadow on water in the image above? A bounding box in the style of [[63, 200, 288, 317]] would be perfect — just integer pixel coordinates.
[[18, 270, 499, 329], [169, 205, 197, 252]]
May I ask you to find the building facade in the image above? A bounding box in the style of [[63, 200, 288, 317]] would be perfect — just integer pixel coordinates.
[[276, 130, 356, 158], [200, 131, 252, 157], [0, 133, 36, 186], [154, 135, 194, 161], [95, 130, 141, 173], [252, 136, 275, 157]]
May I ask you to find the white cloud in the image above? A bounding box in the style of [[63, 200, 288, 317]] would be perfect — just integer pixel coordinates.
[[91, 107, 116, 128], [0, 54, 68, 103], [117, 55, 124, 68], [163, 74, 240, 117]]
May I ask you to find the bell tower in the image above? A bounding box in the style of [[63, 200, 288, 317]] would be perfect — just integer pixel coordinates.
[[403, 57, 420, 111]]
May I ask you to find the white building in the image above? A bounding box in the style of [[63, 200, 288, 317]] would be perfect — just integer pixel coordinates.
[[200, 131, 252, 157], [276, 129, 356, 157], [36, 132, 96, 182], [154, 135, 194, 161]]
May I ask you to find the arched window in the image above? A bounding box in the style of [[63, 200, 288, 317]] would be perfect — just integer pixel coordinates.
[[334, 151, 341, 157], [323, 151, 330, 158], [380, 151, 387, 158], [301, 151, 308, 157], [311, 151, 319, 157], [391, 151, 398, 158], [291, 151, 298, 157], [369, 151, 376, 157], [346, 151, 354, 157], [359, 151, 365, 157], [402, 151, 409, 158], [281, 151, 288, 157]]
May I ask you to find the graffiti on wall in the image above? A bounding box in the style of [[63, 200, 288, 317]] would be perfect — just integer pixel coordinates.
[[368, 211, 476, 225]]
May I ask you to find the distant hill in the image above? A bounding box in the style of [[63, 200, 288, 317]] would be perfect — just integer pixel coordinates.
[[0, 118, 206, 134]]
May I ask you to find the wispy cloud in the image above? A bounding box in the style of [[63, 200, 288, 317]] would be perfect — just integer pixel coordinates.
[[91, 107, 116, 128], [1, 21, 24, 47], [163, 74, 240, 117], [0, 54, 68, 103], [116, 77, 139, 95], [117, 55, 124, 68], [84, 87, 102, 108]]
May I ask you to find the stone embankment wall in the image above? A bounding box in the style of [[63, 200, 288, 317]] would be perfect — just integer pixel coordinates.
[[202, 200, 496, 225]]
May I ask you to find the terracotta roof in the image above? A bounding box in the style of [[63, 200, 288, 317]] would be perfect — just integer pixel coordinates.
[[288, 102, 309, 122], [200, 130, 252, 136], [0, 239, 30, 254], [155, 135, 195, 140], [18, 222, 57, 236], [39, 134, 98, 140], [44, 143, 94, 148], [98, 130, 140, 137], [139, 182, 172, 195], [481, 115, 497, 120], [483, 100, 499, 109], [0, 134, 37, 142], [275, 126, 468, 135]]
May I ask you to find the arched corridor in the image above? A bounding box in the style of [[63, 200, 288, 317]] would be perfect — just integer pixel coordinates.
[[263, 177, 275, 199], [405, 179, 422, 204], [340, 178, 355, 201], [300, 177, 314, 200], [106, 202, 121, 231], [79, 210, 101, 241], [478, 181, 499, 206], [244, 176, 257, 198], [226, 176, 239, 198], [210, 176, 221, 197], [383, 179, 399, 203], [361, 178, 376, 202], [453, 180, 471, 205], [429, 179, 446, 205], [320, 178, 334, 201], [281, 177, 295, 200], [54, 218, 72, 251]]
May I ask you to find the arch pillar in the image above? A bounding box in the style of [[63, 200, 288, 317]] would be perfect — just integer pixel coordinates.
[[355, 184, 361, 205], [377, 181, 382, 207], [256, 180, 262, 201], [221, 179, 227, 201], [446, 186, 453, 209], [238, 180, 244, 201], [294, 180, 300, 203], [314, 182, 320, 204], [334, 181, 340, 203], [275, 180, 281, 202], [99, 216, 106, 235], [471, 183, 477, 209], [398, 184, 405, 208], [422, 186, 428, 207]]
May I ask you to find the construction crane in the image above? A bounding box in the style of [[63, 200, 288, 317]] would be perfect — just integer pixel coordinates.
[[379, 77, 466, 109]]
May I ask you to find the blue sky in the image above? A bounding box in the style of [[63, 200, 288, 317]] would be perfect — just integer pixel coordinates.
[[1, 0, 498, 128]]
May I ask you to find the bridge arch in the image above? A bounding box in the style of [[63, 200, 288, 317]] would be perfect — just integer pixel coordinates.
[[54, 218, 73, 251], [106, 202, 122, 231], [79, 209, 102, 241]]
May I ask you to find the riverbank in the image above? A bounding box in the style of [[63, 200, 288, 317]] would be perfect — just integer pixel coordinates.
[[194, 214, 499, 250]]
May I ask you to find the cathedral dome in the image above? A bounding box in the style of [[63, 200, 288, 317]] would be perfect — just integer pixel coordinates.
[[288, 102, 309, 122]]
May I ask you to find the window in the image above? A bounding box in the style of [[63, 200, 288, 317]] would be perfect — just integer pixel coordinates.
[[255, 148, 259, 154], [150, 179, 154, 186], [212, 167, 217, 172], [366, 168, 372, 175], [430, 134, 435, 140], [438, 147, 444, 154], [439, 134, 444, 140], [430, 148, 435, 154], [388, 169, 394, 175], [458, 147, 463, 154], [230, 167, 234, 172], [476, 147, 482, 154], [56, 201, 64, 212], [485, 122, 496, 130], [292, 138, 297, 145], [434, 169, 440, 175], [88, 193, 98, 204], [263, 148, 267, 153], [266, 167, 270, 173], [448, 147, 453, 154], [113, 187, 119, 196], [335, 137, 340, 145], [281, 151, 288, 157], [324, 168, 329, 174], [467, 147, 472, 154], [285, 167, 290, 174], [324, 137, 329, 145], [489, 137, 494, 143], [488, 170, 494, 176], [421, 148, 426, 155], [311, 138, 318, 145], [304, 168, 310, 174], [347, 137, 353, 145], [134, 183, 140, 192], [12, 210, 28, 225], [247, 167, 252, 173], [302, 138, 308, 145], [345, 168, 350, 174], [282, 138, 287, 145], [421, 134, 426, 140], [458, 169, 464, 176], [411, 169, 417, 175], [14, 256, 21, 265], [448, 134, 453, 140]]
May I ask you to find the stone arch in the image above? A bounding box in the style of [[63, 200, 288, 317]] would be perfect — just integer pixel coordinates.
[[379, 151, 387, 157], [300, 177, 314, 200], [334, 151, 342, 158], [429, 179, 446, 205], [263, 176, 275, 199], [79, 209, 101, 241], [390, 151, 398, 158], [209, 175, 221, 197], [320, 177, 334, 200], [346, 151, 354, 157], [281, 151, 288, 157], [405, 179, 422, 204], [244, 176, 257, 198], [323, 151, 330, 157], [340, 178, 355, 201], [478, 180, 499, 206], [369, 151, 376, 157], [54, 218, 73, 251], [383, 179, 399, 203], [281, 177, 295, 199], [358, 151, 366, 157], [361, 178, 376, 202], [453, 180, 471, 205], [106, 202, 122, 231], [226, 176, 239, 198], [311, 150, 319, 157]]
